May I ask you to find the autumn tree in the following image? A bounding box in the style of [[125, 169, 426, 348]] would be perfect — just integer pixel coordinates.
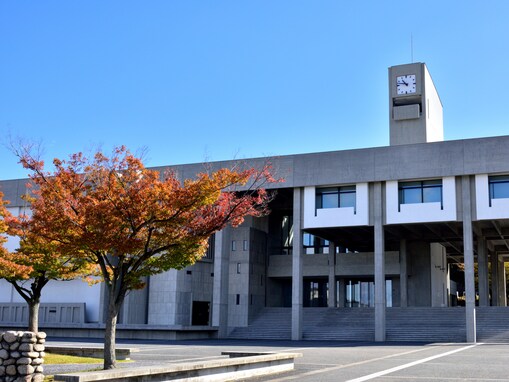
[[20, 146, 278, 369], [0, 211, 93, 332]]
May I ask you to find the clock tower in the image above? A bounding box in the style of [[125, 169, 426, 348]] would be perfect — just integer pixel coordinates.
[[389, 62, 443, 146]]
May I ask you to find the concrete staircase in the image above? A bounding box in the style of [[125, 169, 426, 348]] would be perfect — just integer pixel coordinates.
[[476, 307, 509, 343], [228, 307, 509, 343], [228, 308, 292, 340], [386, 307, 466, 342]]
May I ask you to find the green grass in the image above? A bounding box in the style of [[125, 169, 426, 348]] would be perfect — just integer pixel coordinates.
[[43, 353, 131, 381], [44, 353, 103, 365]]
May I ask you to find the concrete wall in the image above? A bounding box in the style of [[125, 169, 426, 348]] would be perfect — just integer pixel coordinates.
[[407, 242, 432, 307], [430, 243, 448, 307]]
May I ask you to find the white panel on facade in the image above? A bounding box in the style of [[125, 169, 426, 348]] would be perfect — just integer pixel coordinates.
[[386, 177, 456, 224], [303, 183, 369, 228], [475, 174, 509, 220]]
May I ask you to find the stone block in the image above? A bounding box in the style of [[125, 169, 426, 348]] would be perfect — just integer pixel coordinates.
[[4, 358, 16, 366], [10, 342, 20, 351], [35, 365, 43, 373], [17, 364, 35, 375], [10, 352, 20, 359], [6, 364, 16, 375], [32, 373, 45, 382], [18, 343, 32, 352], [0, 349, 9, 359], [21, 352, 39, 358], [35, 332, 46, 340], [31, 358, 43, 366], [33, 344, 44, 352], [3, 332, 18, 343], [16, 357, 31, 365]]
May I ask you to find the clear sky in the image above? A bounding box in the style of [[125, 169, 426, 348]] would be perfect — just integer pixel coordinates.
[[1, 1, 508, 180]]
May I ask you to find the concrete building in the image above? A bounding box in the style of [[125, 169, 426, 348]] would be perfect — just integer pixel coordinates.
[[1, 62, 509, 342]]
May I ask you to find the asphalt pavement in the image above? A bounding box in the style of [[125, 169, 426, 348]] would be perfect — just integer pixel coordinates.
[[44, 338, 509, 381]]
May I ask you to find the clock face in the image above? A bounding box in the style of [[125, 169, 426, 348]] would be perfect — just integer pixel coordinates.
[[396, 74, 416, 95]]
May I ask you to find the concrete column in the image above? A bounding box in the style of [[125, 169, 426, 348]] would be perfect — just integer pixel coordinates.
[[374, 182, 386, 342], [338, 278, 345, 308], [212, 228, 230, 337], [498, 258, 507, 307], [477, 237, 489, 307], [328, 242, 336, 308], [461, 176, 476, 343], [292, 187, 304, 340], [399, 239, 408, 308], [491, 252, 499, 306]]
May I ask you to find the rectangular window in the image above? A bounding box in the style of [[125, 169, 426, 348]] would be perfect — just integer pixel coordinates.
[[243, 240, 248, 251], [237, 263, 241, 274], [303, 233, 329, 255], [231, 240, 236, 251], [489, 175, 509, 206], [399, 179, 442, 208], [280, 215, 293, 255], [316, 186, 356, 211], [236, 294, 240, 305]]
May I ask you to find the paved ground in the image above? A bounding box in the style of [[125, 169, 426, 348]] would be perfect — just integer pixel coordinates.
[[45, 338, 509, 381]]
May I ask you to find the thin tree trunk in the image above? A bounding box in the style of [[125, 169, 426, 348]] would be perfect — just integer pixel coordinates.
[[103, 297, 120, 370], [28, 300, 40, 333]]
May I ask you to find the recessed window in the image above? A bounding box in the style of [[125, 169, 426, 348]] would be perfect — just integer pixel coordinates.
[[231, 240, 236, 251], [316, 186, 356, 211], [489, 175, 509, 206], [399, 179, 442, 208], [236, 294, 240, 305], [303, 233, 329, 255], [243, 240, 248, 251]]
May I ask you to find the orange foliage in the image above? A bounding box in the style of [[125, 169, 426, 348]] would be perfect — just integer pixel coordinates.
[[20, 146, 279, 293]]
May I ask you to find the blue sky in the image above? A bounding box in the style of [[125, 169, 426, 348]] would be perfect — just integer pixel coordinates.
[[1, 1, 509, 180]]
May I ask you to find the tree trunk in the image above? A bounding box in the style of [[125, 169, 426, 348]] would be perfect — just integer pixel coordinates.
[[28, 300, 40, 332], [103, 296, 121, 370]]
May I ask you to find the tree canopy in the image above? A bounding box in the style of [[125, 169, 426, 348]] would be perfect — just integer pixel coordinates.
[[19, 145, 279, 368]]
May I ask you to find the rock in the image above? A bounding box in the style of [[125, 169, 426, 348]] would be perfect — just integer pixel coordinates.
[[35, 333, 46, 340], [4, 358, 16, 366], [3, 332, 18, 343], [0, 349, 9, 359], [18, 343, 32, 352], [17, 364, 35, 375], [31, 358, 43, 366], [21, 352, 39, 358], [10, 351, 21, 359], [10, 342, 20, 351], [32, 373, 45, 382], [16, 357, 31, 365], [33, 344, 44, 352], [6, 364, 17, 376], [34, 365, 43, 373], [0, 365, 5, 375]]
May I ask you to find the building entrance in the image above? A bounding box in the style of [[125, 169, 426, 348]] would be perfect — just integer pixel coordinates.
[[344, 279, 392, 307], [304, 278, 328, 307]]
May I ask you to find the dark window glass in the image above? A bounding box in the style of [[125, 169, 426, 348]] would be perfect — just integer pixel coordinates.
[[316, 186, 356, 210], [399, 179, 442, 206], [489, 175, 509, 201]]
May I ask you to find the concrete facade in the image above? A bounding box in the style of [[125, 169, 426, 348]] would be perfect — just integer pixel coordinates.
[[1, 63, 508, 342]]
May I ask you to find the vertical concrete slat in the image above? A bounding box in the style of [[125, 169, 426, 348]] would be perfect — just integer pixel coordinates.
[[374, 182, 386, 342], [491, 252, 499, 306], [461, 175, 476, 343], [328, 242, 336, 308], [400, 239, 408, 308], [212, 228, 230, 338], [292, 187, 303, 340], [477, 237, 489, 307], [498, 258, 507, 307]]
